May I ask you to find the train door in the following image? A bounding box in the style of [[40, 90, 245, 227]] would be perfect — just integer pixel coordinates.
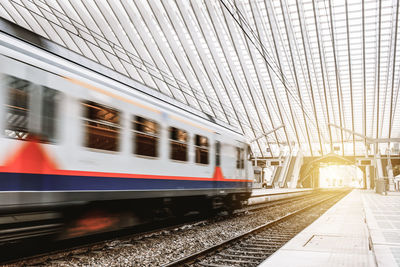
[[236, 146, 245, 179], [4, 76, 32, 141], [0, 74, 6, 143], [213, 141, 221, 189], [3, 75, 60, 178], [245, 145, 254, 189], [215, 141, 221, 168], [4, 75, 59, 143]]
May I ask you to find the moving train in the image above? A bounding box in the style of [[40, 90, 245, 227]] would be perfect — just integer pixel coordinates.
[[0, 19, 253, 240]]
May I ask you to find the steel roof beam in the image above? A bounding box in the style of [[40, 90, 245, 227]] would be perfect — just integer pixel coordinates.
[[311, 0, 333, 153], [256, 11, 294, 154], [177, 1, 246, 135], [118, 1, 179, 99], [264, 0, 300, 154], [328, 0, 345, 156], [2, 0, 399, 157], [130, 1, 193, 106], [345, 0, 356, 157], [146, 0, 216, 114], [362, 0, 367, 151], [160, 0, 220, 120], [295, 3, 331, 147], [376, 0, 382, 153], [221, 0, 280, 156], [280, 0, 320, 156], [202, 0, 263, 155], [248, 0, 284, 154], [100, 0, 170, 96], [173, 1, 236, 126], [91, 0, 162, 89], [388, 0, 399, 147], [230, 0, 280, 156]]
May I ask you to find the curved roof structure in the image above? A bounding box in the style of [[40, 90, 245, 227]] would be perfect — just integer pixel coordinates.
[[1, 0, 399, 157]]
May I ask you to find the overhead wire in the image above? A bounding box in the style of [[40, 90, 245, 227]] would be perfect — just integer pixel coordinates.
[[218, 0, 321, 131]]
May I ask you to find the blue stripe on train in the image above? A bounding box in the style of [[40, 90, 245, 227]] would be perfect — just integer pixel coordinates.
[[0, 172, 251, 191]]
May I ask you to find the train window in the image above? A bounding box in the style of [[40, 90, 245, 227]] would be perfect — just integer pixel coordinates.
[[4, 76, 30, 140], [236, 147, 240, 169], [82, 101, 120, 152], [240, 148, 245, 169], [169, 127, 188, 161], [195, 135, 209, 164], [241, 148, 245, 169], [215, 141, 221, 166], [236, 147, 245, 169], [41, 87, 59, 142], [4, 76, 59, 143], [133, 116, 159, 157]]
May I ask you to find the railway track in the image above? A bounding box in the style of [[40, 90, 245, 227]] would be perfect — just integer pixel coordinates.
[[1, 189, 346, 266], [162, 190, 349, 267], [0, 191, 311, 248], [0, 193, 311, 265]]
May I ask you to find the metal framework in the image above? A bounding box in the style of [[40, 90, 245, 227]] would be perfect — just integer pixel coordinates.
[[1, 0, 399, 157]]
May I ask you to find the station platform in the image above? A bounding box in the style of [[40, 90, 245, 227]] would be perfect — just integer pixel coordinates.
[[248, 188, 314, 205], [259, 189, 400, 267]]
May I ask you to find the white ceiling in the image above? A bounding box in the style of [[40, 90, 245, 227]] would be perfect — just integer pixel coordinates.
[[1, 0, 399, 157]]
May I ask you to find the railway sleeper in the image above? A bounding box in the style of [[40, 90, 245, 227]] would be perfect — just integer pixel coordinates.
[[226, 249, 269, 255], [218, 253, 265, 260], [247, 238, 291, 244], [208, 257, 255, 264], [245, 240, 289, 246], [258, 233, 294, 238], [199, 263, 239, 267], [232, 246, 278, 252], [238, 242, 283, 249], [252, 237, 292, 242]]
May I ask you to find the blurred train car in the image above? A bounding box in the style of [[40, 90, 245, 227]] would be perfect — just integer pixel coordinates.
[[0, 19, 253, 240]]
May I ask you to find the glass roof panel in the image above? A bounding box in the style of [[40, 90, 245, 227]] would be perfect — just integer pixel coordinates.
[[1, 0, 399, 156]]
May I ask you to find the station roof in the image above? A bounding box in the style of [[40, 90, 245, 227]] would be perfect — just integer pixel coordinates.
[[1, 0, 399, 157]]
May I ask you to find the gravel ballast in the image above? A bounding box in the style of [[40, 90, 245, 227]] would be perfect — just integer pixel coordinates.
[[9, 191, 343, 267]]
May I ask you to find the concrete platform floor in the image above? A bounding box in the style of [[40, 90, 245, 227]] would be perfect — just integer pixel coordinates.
[[363, 191, 400, 266], [259, 189, 380, 267]]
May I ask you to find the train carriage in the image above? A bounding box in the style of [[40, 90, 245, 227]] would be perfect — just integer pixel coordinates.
[[0, 19, 252, 238]]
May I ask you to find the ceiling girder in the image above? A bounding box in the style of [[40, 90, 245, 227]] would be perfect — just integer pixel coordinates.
[[0, 0, 399, 157]]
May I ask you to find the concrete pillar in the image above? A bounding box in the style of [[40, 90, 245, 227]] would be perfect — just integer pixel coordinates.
[[312, 169, 319, 188], [369, 165, 375, 189], [388, 161, 395, 191], [363, 167, 367, 189], [261, 167, 265, 185]]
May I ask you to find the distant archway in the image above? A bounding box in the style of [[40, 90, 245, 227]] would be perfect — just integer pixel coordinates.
[[299, 153, 360, 188], [319, 165, 364, 188]]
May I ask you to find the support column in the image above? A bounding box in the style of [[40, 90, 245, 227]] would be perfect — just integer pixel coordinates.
[[312, 169, 320, 188], [369, 165, 375, 189], [363, 167, 367, 189]]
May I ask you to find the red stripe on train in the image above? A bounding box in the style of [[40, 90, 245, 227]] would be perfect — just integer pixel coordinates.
[[0, 141, 252, 183]]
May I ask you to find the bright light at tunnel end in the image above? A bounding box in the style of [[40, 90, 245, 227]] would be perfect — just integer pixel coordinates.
[[319, 164, 363, 188]]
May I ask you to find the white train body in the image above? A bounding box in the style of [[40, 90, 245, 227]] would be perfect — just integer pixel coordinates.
[[0, 19, 253, 211]]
